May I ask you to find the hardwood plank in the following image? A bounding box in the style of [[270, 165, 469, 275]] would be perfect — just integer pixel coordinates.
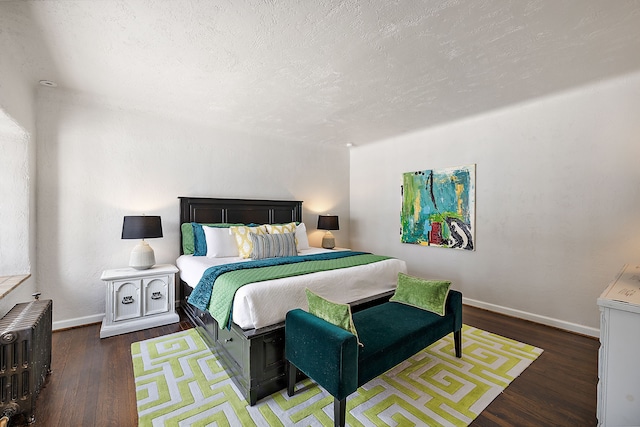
[[464, 305, 599, 426], [28, 306, 597, 426]]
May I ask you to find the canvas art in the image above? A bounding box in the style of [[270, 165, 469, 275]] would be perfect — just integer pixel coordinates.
[[401, 164, 475, 250]]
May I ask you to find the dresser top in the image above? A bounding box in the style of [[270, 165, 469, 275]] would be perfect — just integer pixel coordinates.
[[598, 264, 640, 312]]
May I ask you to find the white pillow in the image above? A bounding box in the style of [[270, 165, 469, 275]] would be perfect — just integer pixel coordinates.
[[295, 223, 310, 250], [203, 226, 239, 258]]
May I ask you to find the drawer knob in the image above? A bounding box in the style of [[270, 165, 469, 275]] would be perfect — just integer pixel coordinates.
[[224, 338, 233, 343], [122, 296, 134, 305], [151, 291, 163, 300]]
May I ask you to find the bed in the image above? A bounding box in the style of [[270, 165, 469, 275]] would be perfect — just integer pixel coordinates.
[[177, 197, 407, 405]]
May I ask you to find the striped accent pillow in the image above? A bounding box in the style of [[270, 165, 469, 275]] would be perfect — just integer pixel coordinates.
[[250, 232, 298, 260]]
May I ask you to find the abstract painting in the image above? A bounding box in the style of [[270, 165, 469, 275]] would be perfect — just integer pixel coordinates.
[[401, 164, 475, 250]]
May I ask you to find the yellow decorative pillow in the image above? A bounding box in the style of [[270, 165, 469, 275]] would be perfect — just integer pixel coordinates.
[[266, 222, 299, 249], [266, 222, 297, 234], [229, 225, 267, 258]]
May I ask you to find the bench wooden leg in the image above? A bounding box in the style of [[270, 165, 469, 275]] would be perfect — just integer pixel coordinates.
[[334, 397, 346, 427], [287, 362, 297, 397], [454, 329, 462, 358]]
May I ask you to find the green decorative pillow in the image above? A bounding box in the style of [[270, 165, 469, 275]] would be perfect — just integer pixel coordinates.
[[390, 273, 451, 316], [181, 223, 195, 254], [305, 289, 362, 346]]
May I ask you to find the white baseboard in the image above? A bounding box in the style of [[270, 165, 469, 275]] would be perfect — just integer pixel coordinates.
[[463, 297, 600, 338], [54, 300, 601, 338], [53, 313, 104, 331]]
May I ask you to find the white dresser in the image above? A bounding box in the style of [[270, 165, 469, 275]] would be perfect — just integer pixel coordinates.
[[597, 264, 640, 427], [100, 264, 179, 338]]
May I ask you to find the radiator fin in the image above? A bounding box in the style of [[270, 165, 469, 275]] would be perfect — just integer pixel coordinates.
[[0, 299, 52, 425]]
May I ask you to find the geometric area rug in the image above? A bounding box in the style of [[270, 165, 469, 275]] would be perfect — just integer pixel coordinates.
[[132, 325, 542, 426]]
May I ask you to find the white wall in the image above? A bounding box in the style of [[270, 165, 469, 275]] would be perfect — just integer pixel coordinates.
[[0, 13, 39, 315], [0, 113, 30, 275], [350, 71, 640, 336], [36, 90, 350, 328], [0, 26, 36, 278]]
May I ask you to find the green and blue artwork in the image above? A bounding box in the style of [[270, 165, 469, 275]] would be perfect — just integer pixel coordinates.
[[401, 164, 475, 250]]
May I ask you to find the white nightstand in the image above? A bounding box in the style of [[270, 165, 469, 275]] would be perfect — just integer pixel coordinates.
[[100, 264, 179, 338]]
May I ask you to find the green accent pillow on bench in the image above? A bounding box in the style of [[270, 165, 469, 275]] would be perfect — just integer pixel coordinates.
[[389, 272, 451, 316], [305, 289, 362, 346]]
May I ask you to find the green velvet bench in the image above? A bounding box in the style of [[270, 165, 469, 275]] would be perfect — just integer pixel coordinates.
[[285, 290, 462, 427]]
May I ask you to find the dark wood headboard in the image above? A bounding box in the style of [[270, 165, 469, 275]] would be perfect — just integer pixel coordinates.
[[178, 197, 303, 254]]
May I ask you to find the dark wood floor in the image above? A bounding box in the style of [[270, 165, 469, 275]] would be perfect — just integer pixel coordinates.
[[462, 307, 599, 427], [29, 305, 599, 427]]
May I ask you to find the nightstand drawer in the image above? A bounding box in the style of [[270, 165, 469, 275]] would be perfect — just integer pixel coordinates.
[[143, 276, 170, 316], [113, 279, 142, 321]]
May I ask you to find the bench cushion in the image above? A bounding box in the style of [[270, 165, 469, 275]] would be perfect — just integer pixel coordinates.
[[353, 302, 456, 385]]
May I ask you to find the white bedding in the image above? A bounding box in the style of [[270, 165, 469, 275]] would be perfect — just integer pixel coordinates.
[[176, 248, 407, 330]]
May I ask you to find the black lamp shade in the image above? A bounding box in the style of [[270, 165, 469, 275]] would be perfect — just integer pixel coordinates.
[[122, 216, 163, 239], [317, 215, 339, 231]]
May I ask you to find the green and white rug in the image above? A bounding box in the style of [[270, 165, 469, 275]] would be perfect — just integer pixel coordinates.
[[132, 325, 542, 426]]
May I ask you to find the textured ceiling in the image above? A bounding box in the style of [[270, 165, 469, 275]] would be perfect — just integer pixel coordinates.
[[2, 0, 640, 147]]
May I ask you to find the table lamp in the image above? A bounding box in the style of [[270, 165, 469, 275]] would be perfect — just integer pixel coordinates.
[[317, 215, 339, 249], [121, 215, 163, 269]]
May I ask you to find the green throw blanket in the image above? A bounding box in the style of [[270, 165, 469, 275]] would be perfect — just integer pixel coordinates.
[[208, 253, 390, 329]]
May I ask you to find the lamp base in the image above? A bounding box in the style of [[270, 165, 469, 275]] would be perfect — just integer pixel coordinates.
[[129, 241, 156, 270], [321, 231, 336, 249]]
